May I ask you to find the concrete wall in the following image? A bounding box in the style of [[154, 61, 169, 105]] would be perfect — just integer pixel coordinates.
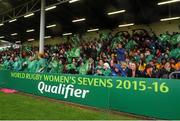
[[112, 19, 180, 35], [23, 19, 180, 46], [150, 19, 180, 35], [23, 36, 68, 46]]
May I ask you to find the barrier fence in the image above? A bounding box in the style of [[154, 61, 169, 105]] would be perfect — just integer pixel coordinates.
[[0, 70, 180, 119]]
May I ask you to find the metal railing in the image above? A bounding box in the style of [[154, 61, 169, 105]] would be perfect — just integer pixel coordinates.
[[169, 71, 180, 79]]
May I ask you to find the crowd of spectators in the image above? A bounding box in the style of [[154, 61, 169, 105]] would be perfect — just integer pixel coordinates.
[[0, 30, 179, 79]]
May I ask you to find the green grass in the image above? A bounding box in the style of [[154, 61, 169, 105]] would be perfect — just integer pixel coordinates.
[[0, 92, 140, 120]]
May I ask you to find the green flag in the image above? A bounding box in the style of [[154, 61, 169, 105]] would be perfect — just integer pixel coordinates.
[[100, 33, 108, 41], [158, 34, 171, 43], [111, 33, 124, 49], [66, 63, 76, 70], [79, 61, 89, 75], [71, 34, 80, 47], [70, 48, 80, 58], [170, 48, 180, 59], [170, 34, 180, 45], [125, 39, 137, 50]]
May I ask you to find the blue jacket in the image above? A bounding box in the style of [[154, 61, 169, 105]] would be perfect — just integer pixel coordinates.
[[116, 48, 125, 61]]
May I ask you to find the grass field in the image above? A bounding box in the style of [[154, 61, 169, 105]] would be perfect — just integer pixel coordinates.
[[0, 92, 143, 120]]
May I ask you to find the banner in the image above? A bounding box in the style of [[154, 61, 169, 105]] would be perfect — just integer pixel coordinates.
[[0, 70, 180, 119]]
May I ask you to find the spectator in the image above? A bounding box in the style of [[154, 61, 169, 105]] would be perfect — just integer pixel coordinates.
[[111, 64, 121, 76], [102, 63, 111, 76], [119, 62, 128, 77], [127, 62, 142, 77], [27, 56, 38, 73], [116, 43, 126, 63], [0, 30, 179, 79], [36, 54, 47, 73], [143, 64, 156, 78], [157, 62, 175, 78]]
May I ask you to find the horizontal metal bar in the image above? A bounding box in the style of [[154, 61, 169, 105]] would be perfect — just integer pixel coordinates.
[[0, 0, 70, 23]]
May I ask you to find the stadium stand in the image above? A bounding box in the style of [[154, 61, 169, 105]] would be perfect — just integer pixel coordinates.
[[0, 30, 179, 79]]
